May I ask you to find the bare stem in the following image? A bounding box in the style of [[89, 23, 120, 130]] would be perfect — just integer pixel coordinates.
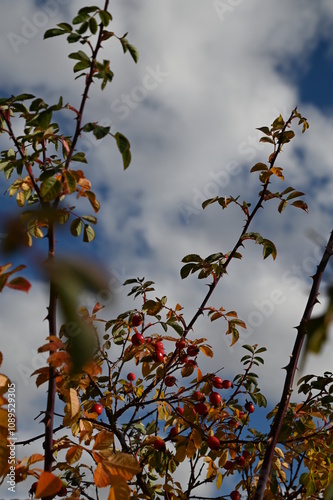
[[254, 230, 333, 499]]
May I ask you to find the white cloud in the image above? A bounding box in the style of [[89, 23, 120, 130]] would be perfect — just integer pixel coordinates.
[[1, 0, 333, 497]]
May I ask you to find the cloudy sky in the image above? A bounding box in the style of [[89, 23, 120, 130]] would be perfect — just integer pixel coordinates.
[[1, 0, 333, 498]]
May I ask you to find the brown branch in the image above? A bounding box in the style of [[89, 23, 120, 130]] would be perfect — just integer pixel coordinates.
[[254, 230, 333, 499], [64, 0, 110, 169]]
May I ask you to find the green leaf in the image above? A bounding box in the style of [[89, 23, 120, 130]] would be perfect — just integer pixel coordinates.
[[121, 148, 131, 170], [259, 137, 274, 144], [83, 224, 95, 243], [71, 152, 87, 163], [89, 17, 98, 35], [67, 33, 81, 43], [242, 344, 254, 354], [72, 13, 90, 24], [68, 50, 90, 62], [40, 177, 62, 201], [99, 10, 112, 26], [127, 43, 139, 63], [81, 215, 97, 224], [272, 114, 284, 130], [13, 93, 35, 101], [73, 60, 91, 73], [202, 196, 219, 209], [44, 28, 66, 39], [181, 254, 202, 263], [277, 200, 288, 213], [57, 23, 73, 32], [93, 125, 110, 140], [250, 162, 268, 173], [166, 322, 184, 335], [286, 190, 305, 200], [114, 132, 130, 153], [180, 263, 195, 279], [38, 109, 52, 129], [262, 239, 277, 260], [70, 218, 83, 237], [256, 126, 271, 136]]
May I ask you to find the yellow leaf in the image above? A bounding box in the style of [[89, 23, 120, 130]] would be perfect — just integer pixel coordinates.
[[216, 471, 223, 489], [104, 453, 141, 481], [27, 454, 44, 466], [186, 439, 196, 458], [108, 481, 131, 500], [69, 388, 80, 418], [200, 345, 213, 358], [274, 446, 285, 459], [35, 471, 63, 499], [174, 444, 187, 463], [66, 446, 82, 465], [191, 429, 202, 449], [218, 449, 228, 468], [0, 374, 8, 393]]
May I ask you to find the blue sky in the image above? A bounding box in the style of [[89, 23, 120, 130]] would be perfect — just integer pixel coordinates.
[[1, 1, 333, 498]]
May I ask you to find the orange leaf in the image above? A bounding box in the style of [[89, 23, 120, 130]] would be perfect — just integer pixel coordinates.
[[7, 277, 31, 293], [199, 345, 213, 358], [94, 462, 112, 488], [27, 454, 44, 466], [35, 471, 63, 498], [66, 446, 82, 465], [108, 480, 131, 500], [103, 453, 141, 481], [0, 443, 9, 482], [93, 430, 114, 450]]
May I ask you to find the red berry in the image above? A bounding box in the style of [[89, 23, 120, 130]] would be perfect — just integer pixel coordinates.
[[153, 350, 164, 362], [230, 491, 241, 500], [207, 435, 220, 451], [222, 379, 232, 389], [176, 406, 184, 415], [193, 390, 204, 401], [245, 402, 255, 414], [209, 391, 221, 406], [176, 339, 186, 350], [165, 375, 176, 387], [236, 455, 245, 467], [127, 372, 136, 382], [179, 353, 188, 364], [92, 403, 103, 415], [242, 449, 251, 459], [238, 411, 245, 419], [212, 376, 223, 389], [132, 333, 144, 346], [155, 340, 164, 350], [194, 402, 208, 416], [58, 485, 67, 497], [131, 313, 142, 327], [187, 345, 200, 357], [169, 426, 179, 438], [224, 460, 234, 470], [153, 437, 166, 451]]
